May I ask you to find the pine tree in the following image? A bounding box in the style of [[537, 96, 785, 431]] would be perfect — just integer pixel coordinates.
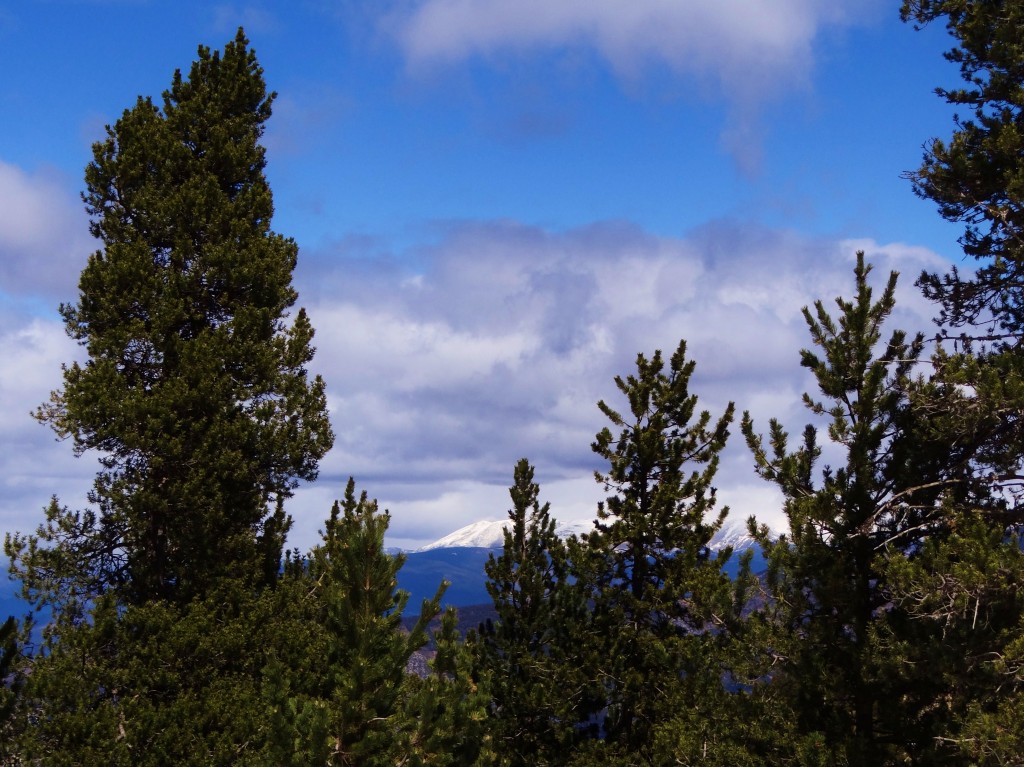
[[741, 253, 1008, 764], [265, 479, 494, 766], [901, 0, 1024, 338], [579, 340, 742, 761], [8, 578, 293, 766], [264, 479, 445, 765], [2, 30, 333, 765], [898, 6, 1024, 760], [401, 607, 496, 767], [473, 459, 597, 766], [885, 510, 1024, 764], [7, 28, 333, 608]]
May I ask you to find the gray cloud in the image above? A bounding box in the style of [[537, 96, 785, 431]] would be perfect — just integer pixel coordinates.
[[0, 161, 93, 301], [287, 219, 946, 548], [0, 214, 949, 551]]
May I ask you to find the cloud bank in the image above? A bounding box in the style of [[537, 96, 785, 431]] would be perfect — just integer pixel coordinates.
[[0, 159, 948, 550], [0, 161, 92, 301], [290, 220, 944, 547]]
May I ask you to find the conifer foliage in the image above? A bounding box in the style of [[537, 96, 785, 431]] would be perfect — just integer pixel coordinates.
[[2, 30, 336, 766], [475, 347, 752, 766], [6, 7, 1024, 766], [898, 4, 1024, 759], [742, 253, 1020, 764], [8, 29, 333, 608], [265, 479, 492, 767], [0, 615, 19, 763], [473, 459, 592, 766], [742, 254, 930, 763], [902, 0, 1024, 336], [582, 340, 739, 759]]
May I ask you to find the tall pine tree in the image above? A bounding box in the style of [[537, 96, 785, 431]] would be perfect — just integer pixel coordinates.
[[902, 0, 1024, 338], [2, 30, 333, 766], [7, 28, 333, 608], [899, 6, 1024, 759], [742, 253, 1007, 764], [576, 340, 744, 763]]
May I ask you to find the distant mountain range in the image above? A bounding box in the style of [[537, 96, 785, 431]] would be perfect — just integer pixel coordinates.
[[416, 513, 767, 554], [395, 514, 772, 610], [0, 516, 775, 623]]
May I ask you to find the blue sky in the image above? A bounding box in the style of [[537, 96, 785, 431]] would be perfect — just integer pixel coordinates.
[[0, 1, 969, 549]]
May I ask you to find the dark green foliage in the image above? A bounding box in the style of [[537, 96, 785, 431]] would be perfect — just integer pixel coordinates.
[[7, 29, 333, 608], [265, 479, 494, 766], [581, 341, 746, 760], [897, 8, 1024, 757], [0, 614, 21, 764], [264, 479, 442, 765], [901, 0, 1024, 337], [401, 607, 496, 766], [476, 347, 756, 765], [897, 8, 1024, 756], [741, 253, 1019, 764], [589, 340, 734, 609], [13, 581, 281, 766], [742, 254, 929, 764], [1, 31, 334, 766], [885, 511, 1024, 764], [473, 460, 597, 766]]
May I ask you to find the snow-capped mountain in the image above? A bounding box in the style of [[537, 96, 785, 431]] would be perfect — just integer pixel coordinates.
[[416, 514, 776, 553], [397, 515, 779, 609], [416, 518, 593, 551], [415, 520, 509, 551], [708, 514, 773, 551]]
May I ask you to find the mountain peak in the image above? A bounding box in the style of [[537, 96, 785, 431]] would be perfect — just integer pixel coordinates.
[[417, 520, 509, 551], [416, 514, 777, 553]]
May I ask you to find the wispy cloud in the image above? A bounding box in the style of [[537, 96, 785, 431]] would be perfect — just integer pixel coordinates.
[[379, 0, 882, 172]]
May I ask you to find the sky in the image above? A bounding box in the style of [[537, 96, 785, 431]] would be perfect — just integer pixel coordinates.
[[0, 1, 971, 550]]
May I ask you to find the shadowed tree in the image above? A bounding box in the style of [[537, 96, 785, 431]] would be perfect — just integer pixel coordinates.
[[3, 30, 333, 766], [902, 0, 1024, 339], [7, 28, 333, 609], [473, 459, 598, 766], [577, 340, 747, 763], [266, 479, 493, 766], [0, 615, 21, 764], [900, 6, 1024, 760], [743, 253, 1018, 764]]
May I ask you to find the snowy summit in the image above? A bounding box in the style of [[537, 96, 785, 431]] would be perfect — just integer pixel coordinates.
[[416, 515, 774, 553]]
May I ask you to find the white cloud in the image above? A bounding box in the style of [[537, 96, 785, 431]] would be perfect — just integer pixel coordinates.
[[0, 181, 948, 551], [314, 304, 537, 390], [381, 0, 883, 171], [288, 219, 943, 548], [0, 160, 92, 299], [0, 318, 93, 536], [392, 0, 824, 87]]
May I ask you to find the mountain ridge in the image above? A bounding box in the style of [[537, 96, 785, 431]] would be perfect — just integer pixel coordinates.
[[415, 513, 774, 553]]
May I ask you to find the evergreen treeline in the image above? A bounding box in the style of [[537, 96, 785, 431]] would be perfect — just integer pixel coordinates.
[[2, 2, 1022, 764]]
